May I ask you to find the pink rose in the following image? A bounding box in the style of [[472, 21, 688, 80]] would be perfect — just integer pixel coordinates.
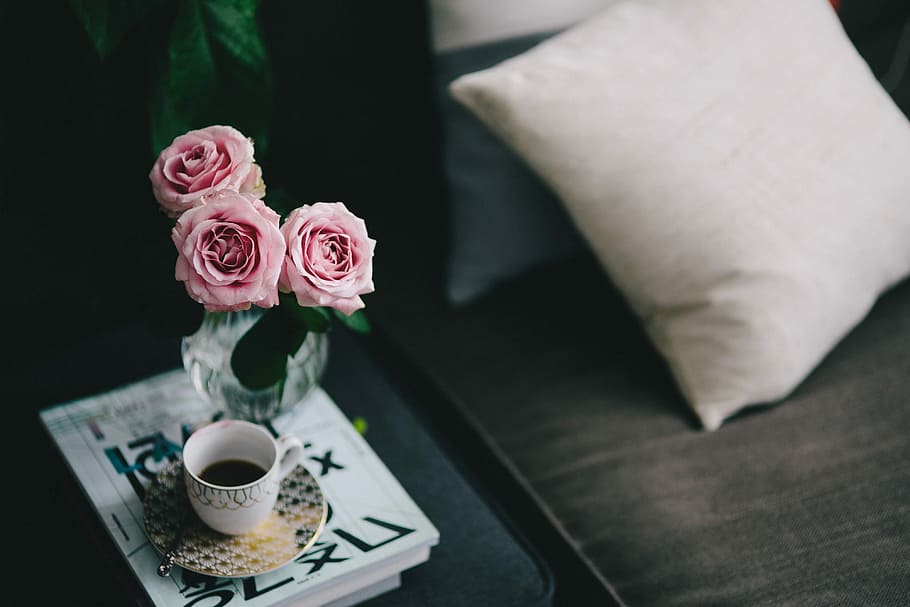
[[150, 125, 262, 218], [239, 162, 266, 199], [279, 202, 376, 315], [172, 191, 285, 312]]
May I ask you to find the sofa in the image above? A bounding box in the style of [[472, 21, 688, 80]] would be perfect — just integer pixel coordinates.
[[359, 1, 910, 605], [6, 1, 909, 605]]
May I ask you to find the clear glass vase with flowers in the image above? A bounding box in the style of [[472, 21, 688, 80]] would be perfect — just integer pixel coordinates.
[[149, 124, 375, 422]]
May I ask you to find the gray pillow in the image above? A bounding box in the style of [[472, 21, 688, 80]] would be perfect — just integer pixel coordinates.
[[434, 33, 587, 305]]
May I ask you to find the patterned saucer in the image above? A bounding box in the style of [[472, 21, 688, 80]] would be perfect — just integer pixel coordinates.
[[143, 459, 327, 578]]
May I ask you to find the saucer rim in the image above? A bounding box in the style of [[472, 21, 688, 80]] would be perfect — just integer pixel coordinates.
[[143, 459, 328, 579]]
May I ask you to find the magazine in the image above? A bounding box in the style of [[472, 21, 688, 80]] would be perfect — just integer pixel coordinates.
[[40, 368, 440, 607]]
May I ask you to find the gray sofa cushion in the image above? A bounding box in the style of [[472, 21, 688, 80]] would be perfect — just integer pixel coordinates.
[[433, 33, 586, 305], [368, 255, 910, 605]]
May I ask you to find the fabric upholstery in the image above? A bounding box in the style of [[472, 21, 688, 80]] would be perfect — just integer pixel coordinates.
[[368, 254, 910, 606]]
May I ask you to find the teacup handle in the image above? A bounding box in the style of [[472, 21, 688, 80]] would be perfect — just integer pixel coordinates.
[[276, 435, 304, 480]]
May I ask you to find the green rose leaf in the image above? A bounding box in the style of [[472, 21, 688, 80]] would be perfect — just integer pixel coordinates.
[[201, 0, 267, 71], [159, 0, 218, 150], [69, 0, 162, 58], [231, 298, 332, 391], [333, 308, 371, 334], [150, 0, 271, 156], [276, 293, 333, 333], [230, 303, 311, 391]]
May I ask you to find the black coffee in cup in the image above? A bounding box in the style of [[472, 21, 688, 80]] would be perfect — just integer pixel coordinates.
[[199, 459, 267, 486]]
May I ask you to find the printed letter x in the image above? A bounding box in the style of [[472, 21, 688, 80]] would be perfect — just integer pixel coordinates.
[[309, 449, 345, 476]]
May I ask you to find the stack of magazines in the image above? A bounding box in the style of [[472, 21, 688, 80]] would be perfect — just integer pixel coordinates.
[[40, 368, 440, 607]]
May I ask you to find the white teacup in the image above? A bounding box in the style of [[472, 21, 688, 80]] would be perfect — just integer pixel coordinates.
[[182, 419, 303, 535]]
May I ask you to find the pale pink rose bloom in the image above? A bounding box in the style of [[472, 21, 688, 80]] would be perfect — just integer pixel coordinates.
[[172, 191, 284, 312], [239, 163, 266, 199], [150, 125, 262, 218], [279, 202, 376, 315]]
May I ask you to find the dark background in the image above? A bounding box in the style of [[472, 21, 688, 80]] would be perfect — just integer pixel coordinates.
[[0, 0, 447, 410]]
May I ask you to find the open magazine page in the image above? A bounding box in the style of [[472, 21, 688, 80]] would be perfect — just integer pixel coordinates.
[[40, 369, 439, 607]]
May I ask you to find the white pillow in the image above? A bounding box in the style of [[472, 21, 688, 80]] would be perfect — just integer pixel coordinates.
[[450, 0, 910, 430]]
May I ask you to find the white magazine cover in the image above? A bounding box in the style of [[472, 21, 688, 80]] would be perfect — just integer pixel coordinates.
[[40, 369, 440, 607]]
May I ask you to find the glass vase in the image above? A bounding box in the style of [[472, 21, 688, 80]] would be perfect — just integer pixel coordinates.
[[181, 308, 329, 422]]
